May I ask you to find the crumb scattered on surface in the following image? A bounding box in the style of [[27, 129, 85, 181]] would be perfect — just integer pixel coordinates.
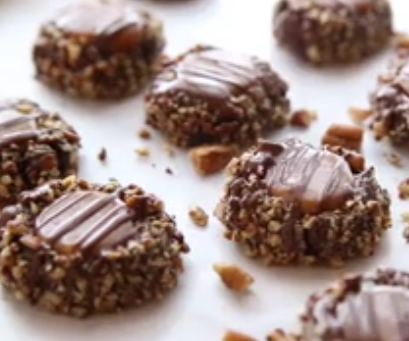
[[393, 32, 409, 49], [321, 123, 363, 151], [371, 121, 387, 140], [188, 206, 209, 227], [266, 330, 300, 341], [290, 109, 317, 128], [401, 212, 409, 223], [213, 263, 254, 293], [398, 179, 409, 199], [223, 330, 258, 341], [384, 152, 404, 168], [164, 145, 175, 157], [138, 129, 151, 139], [98, 147, 107, 162], [348, 107, 373, 125], [135, 147, 150, 157], [190, 144, 238, 176], [165, 167, 173, 175]]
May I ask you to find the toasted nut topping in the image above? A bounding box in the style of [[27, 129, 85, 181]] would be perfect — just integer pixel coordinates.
[[135, 147, 150, 157], [348, 107, 373, 125], [213, 263, 254, 292], [138, 129, 151, 139], [399, 179, 409, 200]]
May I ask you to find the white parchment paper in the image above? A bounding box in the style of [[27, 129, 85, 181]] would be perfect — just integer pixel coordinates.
[[0, 0, 408, 340]]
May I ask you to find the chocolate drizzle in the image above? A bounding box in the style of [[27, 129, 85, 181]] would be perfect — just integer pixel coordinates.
[[35, 191, 137, 254], [156, 48, 259, 107], [54, 0, 145, 40], [335, 286, 409, 341], [0, 109, 40, 149], [250, 139, 354, 213]]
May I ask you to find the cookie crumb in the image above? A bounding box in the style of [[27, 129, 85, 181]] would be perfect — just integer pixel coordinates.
[[98, 147, 107, 162], [189, 206, 209, 227], [385, 152, 403, 168], [348, 107, 373, 125], [190, 145, 238, 176], [321, 123, 363, 151], [290, 109, 317, 128], [223, 330, 258, 341], [213, 263, 254, 292], [165, 167, 173, 175], [135, 147, 150, 157], [398, 179, 409, 199], [138, 129, 151, 139]]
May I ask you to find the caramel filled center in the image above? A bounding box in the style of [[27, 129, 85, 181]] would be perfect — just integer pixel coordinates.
[[262, 139, 354, 213]]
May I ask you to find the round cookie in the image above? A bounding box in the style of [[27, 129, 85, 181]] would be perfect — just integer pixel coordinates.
[[33, 0, 165, 99], [370, 54, 409, 145], [273, 0, 393, 65], [145, 45, 290, 148], [0, 99, 80, 208], [301, 268, 409, 341], [215, 138, 391, 266], [0, 176, 189, 317]]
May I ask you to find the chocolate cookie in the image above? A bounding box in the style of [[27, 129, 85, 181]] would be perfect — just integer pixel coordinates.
[[33, 0, 165, 99], [145, 45, 290, 148], [273, 0, 393, 65], [0, 176, 189, 317], [0, 99, 80, 208], [215, 138, 391, 266], [370, 54, 409, 145], [301, 268, 409, 341]]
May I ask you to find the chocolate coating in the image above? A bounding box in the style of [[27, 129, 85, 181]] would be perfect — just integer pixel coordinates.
[[0, 177, 189, 317], [146, 45, 290, 147], [216, 138, 391, 266], [0, 99, 80, 207], [370, 54, 409, 145], [302, 269, 409, 341], [33, 0, 165, 98], [273, 0, 392, 65]]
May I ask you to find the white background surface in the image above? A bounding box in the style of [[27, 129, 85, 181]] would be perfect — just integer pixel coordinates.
[[0, 0, 408, 340]]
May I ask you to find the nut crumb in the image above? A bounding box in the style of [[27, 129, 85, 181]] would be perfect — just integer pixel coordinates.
[[138, 129, 151, 139], [164, 145, 175, 157], [266, 330, 299, 341], [135, 147, 150, 157], [371, 121, 386, 140], [213, 263, 254, 293], [393, 32, 409, 50], [348, 107, 373, 125], [98, 147, 107, 162], [322, 123, 363, 152], [189, 206, 209, 227], [190, 145, 238, 176], [223, 330, 258, 341], [384, 152, 403, 168], [290, 109, 317, 128], [398, 179, 409, 200], [165, 167, 173, 175], [401, 212, 409, 223]]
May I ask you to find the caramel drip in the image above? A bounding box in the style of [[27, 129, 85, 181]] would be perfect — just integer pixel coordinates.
[[36, 191, 136, 254], [253, 139, 354, 213], [54, 0, 144, 36], [0, 109, 40, 148], [336, 287, 409, 341], [158, 49, 258, 102]]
